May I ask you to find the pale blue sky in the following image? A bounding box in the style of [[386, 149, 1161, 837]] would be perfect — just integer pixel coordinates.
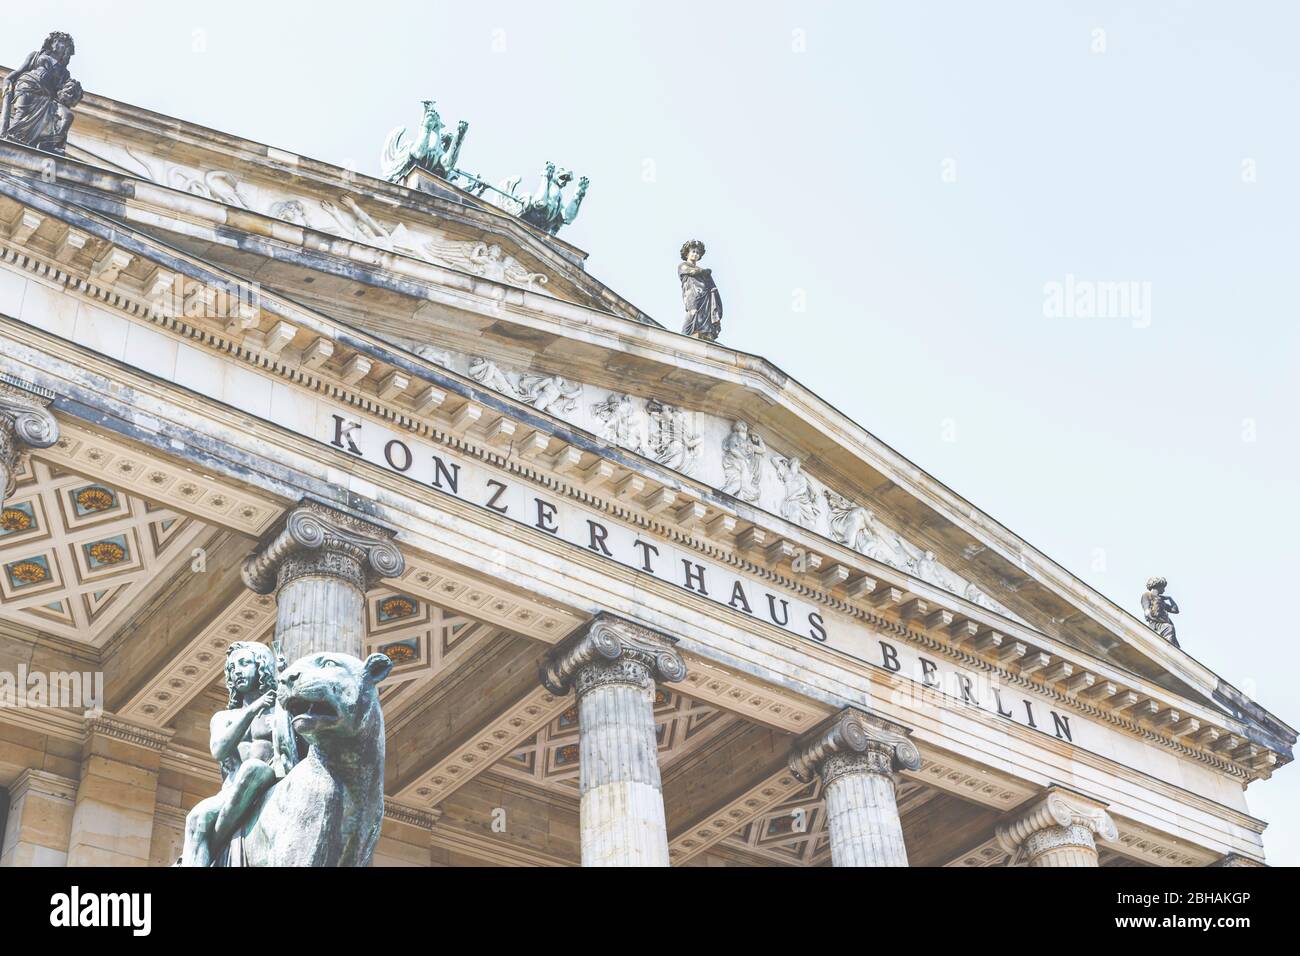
[[9, 1, 1298, 863]]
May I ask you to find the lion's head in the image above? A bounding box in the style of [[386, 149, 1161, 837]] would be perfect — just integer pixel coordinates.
[[278, 652, 392, 743]]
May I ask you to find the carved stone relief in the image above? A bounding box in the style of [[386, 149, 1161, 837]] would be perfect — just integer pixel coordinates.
[[387, 339, 1019, 618], [83, 138, 557, 293]]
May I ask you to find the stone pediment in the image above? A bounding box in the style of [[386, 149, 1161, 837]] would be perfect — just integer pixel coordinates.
[[0, 84, 1292, 779], [1, 78, 653, 327]]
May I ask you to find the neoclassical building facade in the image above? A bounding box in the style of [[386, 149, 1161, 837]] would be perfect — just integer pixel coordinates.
[[0, 57, 1291, 867]]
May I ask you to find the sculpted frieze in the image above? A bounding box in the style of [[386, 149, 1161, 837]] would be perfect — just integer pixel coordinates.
[[395, 342, 1017, 617], [73, 136, 557, 293]]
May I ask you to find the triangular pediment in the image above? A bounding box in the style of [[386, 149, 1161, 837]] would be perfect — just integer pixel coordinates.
[[43, 89, 652, 326], [1, 84, 1292, 775]]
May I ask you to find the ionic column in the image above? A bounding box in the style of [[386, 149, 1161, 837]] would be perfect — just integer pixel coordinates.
[[789, 708, 921, 867], [0, 376, 59, 506], [242, 499, 405, 662], [996, 786, 1118, 867], [540, 614, 686, 867]]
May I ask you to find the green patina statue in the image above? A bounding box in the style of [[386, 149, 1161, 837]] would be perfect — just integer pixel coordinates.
[[181, 642, 393, 867], [382, 100, 590, 236], [381, 100, 468, 182], [461, 161, 590, 237]]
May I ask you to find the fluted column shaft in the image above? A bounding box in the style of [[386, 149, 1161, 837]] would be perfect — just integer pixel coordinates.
[[0, 377, 60, 507], [243, 499, 405, 663], [790, 708, 921, 868], [273, 550, 367, 662], [822, 749, 909, 866], [577, 661, 667, 866], [996, 787, 1118, 867], [541, 614, 686, 867]]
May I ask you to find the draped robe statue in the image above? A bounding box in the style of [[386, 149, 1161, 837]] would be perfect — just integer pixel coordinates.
[[1, 32, 81, 154], [679, 239, 723, 340]]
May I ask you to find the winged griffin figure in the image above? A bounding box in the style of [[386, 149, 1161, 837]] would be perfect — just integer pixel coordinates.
[[469, 161, 590, 236], [381, 100, 468, 182]]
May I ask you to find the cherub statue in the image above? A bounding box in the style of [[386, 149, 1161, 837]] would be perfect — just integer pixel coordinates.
[[679, 240, 723, 341], [182, 641, 284, 866], [1, 32, 81, 154], [1141, 576, 1180, 647], [381, 100, 468, 182], [721, 421, 766, 502]]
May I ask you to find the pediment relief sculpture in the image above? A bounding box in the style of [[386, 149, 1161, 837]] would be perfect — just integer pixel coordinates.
[[395, 342, 1017, 616], [83, 139, 560, 294]]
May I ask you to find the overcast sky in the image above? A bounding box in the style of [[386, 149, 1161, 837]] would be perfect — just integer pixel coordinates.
[[8, 1, 1297, 863]]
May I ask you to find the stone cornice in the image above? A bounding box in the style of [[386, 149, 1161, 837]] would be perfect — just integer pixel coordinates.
[[383, 801, 442, 831], [241, 497, 405, 594], [789, 707, 922, 783], [0, 193, 1289, 783], [9, 768, 78, 803], [84, 712, 175, 751]]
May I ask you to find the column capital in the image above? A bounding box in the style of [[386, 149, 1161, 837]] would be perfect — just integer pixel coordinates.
[[789, 707, 922, 785], [0, 375, 60, 497], [996, 786, 1118, 859], [242, 498, 405, 595], [540, 612, 686, 697]]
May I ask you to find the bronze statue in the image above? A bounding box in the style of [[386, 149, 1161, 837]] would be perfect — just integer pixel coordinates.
[[1, 32, 81, 154], [679, 240, 722, 340], [380, 100, 469, 182], [181, 644, 393, 867], [1141, 576, 1180, 647]]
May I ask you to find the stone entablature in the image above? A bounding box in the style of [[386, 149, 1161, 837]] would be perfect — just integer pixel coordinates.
[[399, 343, 1016, 619], [0, 215, 1286, 788], [0, 126, 1192, 683]]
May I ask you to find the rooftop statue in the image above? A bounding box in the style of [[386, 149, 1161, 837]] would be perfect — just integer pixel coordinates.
[[181, 643, 393, 866], [1141, 576, 1180, 648], [381, 100, 468, 182], [679, 240, 723, 341], [0, 31, 82, 155], [464, 161, 590, 236]]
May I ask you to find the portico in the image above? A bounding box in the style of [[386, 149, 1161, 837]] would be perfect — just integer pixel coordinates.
[[0, 55, 1291, 868]]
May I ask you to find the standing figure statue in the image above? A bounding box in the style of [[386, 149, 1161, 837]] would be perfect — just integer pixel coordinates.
[[182, 642, 283, 866], [772, 454, 820, 528], [721, 420, 766, 502], [381, 100, 469, 182], [678, 240, 723, 341], [1141, 576, 1180, 648], [1, 32, 82, 154]]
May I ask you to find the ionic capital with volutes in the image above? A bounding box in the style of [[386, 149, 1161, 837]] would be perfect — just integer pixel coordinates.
[[789, 707, 922, 785], [996, 786, 1118, 866], [539, 613, 687, 699], [0, 375, 60, 500], [241, 498, 405, 596]]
